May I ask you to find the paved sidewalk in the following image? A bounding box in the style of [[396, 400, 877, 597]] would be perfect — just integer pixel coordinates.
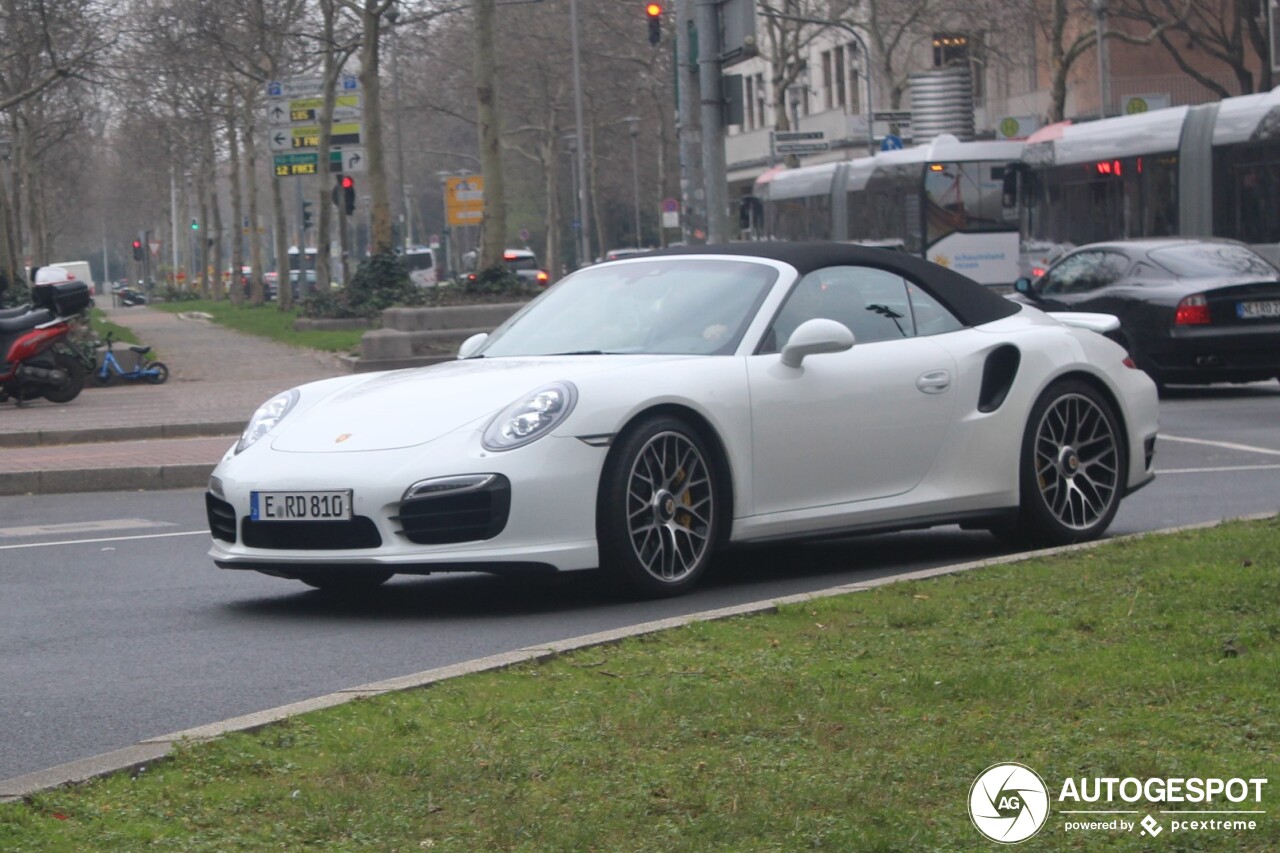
[[0, 303, 351, 495]]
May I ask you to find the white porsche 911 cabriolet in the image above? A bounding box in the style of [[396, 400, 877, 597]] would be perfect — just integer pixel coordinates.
[[207, 243, 1158, 597]]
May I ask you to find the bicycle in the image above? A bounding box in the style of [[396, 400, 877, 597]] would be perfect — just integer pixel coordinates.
[[90, 332, 169, 386]]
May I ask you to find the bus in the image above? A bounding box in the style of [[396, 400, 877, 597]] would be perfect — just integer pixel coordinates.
[[1019, 86, 1280, 267], [754, 134, 1026, 286]]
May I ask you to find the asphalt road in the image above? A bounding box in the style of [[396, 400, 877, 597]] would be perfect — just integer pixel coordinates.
[[1, 383, 1276, 781]]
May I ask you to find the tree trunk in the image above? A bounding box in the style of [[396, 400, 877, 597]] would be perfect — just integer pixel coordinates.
[[358, 0, 393, 256], [316, 0, 338, 290], [271, 173, 291, 311], [474, 0, 507, 271], [207, 128, 224, 301], [243, 103, 266, 305], [228, 104, 245, 306]]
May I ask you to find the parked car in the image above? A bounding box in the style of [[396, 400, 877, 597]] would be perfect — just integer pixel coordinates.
[[1013, 238, 1280, 387], [207, 242, 1157, 598], [602, 248, 652, 262]]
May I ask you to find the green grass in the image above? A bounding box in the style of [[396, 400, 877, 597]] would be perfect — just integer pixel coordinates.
[[86, 308, 140, 347], [2, 518, 1278, 851], [149, 300, 367, 354]]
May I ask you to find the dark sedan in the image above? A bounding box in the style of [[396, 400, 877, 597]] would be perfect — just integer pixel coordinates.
[[1014, 239, 1280, 387]]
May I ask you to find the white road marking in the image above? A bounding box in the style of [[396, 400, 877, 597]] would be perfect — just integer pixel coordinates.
[[1157, 464, 1280, 474], [0, 518, 176, 538], [0, 530, 208, 551], [1161, 434, 1280, 457]]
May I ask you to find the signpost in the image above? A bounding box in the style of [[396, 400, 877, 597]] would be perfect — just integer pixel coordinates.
[[445, 176, 484, 226], [772, 130, 829, 155], [266, 75, 365, 178]]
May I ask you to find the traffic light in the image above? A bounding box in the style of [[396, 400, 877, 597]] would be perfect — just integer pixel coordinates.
[[342, 175, 355, 216], [190, 218, 199, 231], [131, 239, 143, 261], [646, 2, 662, 45], [302, 200, 314, 229]]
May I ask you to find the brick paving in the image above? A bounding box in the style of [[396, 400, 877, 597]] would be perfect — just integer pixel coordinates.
[[0, 303, 350, 493]]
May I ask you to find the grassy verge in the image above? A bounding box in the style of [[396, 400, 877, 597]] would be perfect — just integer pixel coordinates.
[[85, 308, 139, 346], [2, 518, 1277, 851], [149, 300, 366, 354]]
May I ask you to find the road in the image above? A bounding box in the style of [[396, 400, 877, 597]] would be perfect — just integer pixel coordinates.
[[1, 384, 1277, 781]]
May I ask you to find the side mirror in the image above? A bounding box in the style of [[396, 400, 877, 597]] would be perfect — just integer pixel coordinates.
[[457, 332, 488, 359], [780, 318, 854, 368], [1014, 277, 1034, 295]]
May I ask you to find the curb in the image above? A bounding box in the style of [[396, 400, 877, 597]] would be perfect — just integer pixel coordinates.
[[0, 422, 244, 449], [1, 512, 1273, 802], [0, 464, 215, 497]]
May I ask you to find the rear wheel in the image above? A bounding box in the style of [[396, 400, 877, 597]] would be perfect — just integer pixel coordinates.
[[993, 379, 1126, 547], [41, 353, 85, 404], [291, 568, 393, 592], [145, 362, 170, 384], [597, 416, 722, 598]]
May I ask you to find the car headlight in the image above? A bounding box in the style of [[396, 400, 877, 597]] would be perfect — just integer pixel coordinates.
[[235, 388, 300, 454], [482, 381, 578, 451]]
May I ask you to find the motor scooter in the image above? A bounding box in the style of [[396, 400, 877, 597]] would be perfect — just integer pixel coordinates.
[[116, 285, 147, 307], [0, 268, 92, 405]]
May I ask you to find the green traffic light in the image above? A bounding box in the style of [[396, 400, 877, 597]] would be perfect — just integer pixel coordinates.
[[190, 219, 199, 230]]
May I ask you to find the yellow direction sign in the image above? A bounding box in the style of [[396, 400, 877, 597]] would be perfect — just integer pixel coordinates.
[[446, 175, 484, 226]]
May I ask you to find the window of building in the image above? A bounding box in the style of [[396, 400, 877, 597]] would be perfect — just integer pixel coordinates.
[[754, 72, 766, 129], [822, 45, 849, 111], [745, 75, 756, 129], [932, 32, 985, 100]]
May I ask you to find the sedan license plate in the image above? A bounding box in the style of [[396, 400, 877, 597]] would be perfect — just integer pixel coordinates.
[[1237, 299, 1280, 319], [251, 490, 352, 521]]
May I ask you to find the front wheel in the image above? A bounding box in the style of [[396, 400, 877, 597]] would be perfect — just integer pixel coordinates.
[[41, 353, 86, 404], [145, 362, 170, 384], [597, 416, 723, 598], [994, 379, 1127, 547]]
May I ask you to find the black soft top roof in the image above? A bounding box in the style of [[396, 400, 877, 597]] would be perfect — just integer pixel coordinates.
[[647, 241, 1020, 327]]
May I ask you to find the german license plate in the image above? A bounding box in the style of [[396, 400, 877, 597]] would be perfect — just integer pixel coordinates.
[[251, 490, 352, 521], [1237, 299, 1280, 319]]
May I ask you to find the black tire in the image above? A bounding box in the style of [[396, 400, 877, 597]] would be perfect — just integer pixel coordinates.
[[145, 362, 170, 384], [292, 568, 393, 592], [597, 415, 723, 598], [41, 353, 86, 404], [993, 379, 1127, 547]]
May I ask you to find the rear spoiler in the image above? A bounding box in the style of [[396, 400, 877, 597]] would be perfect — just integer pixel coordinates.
[[1047, 312, 1120, 334]]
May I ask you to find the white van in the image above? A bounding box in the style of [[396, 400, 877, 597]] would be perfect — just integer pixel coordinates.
[[47, 261, 97, 294], [404, 247, 438, 287]]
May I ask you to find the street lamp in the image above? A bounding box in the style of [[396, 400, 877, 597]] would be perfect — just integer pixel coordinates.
[[388, 3, 411, 253], [1092, 0, 1111, 118], [623, 116, 641, 248]]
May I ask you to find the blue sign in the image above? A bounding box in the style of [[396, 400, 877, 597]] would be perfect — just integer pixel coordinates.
[[267, 81, 282, 97], [880, 134, 904, 151]]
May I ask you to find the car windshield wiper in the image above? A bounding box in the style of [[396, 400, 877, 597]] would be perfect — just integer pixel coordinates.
[[547, 350, 611, 356]]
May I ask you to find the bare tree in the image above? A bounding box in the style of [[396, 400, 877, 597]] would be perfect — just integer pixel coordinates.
[[1118, 0, 1268, 97]]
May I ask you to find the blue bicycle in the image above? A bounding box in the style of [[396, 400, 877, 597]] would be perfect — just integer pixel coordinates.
[[90, 332, 169, 386]]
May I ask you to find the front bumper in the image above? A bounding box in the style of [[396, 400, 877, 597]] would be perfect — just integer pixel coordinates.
[[207, 428, 607, 574]]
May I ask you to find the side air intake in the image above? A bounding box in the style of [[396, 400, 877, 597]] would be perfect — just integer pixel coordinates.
[[978, 345, 1020, 413]]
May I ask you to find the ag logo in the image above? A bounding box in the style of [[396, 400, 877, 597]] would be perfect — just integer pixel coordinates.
[[969, 762, 1050, 844]]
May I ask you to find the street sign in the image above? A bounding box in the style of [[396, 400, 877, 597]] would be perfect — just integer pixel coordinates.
[[270, 122, 363, 152], [445, 176, 484, 226], [273, 150, 365, 177], [267, 94, 362, 125], [273, 152, 320, 177], [333, 148, 366, 174], [775, 141, 830, 154], [266, 74, 359, 99], [772, 130, 825, 142], [880, 134, 904, 151], [148, 240, 161, 256]]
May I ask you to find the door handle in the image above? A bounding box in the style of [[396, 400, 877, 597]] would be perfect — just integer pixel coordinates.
[[916, 369, 951, 394]]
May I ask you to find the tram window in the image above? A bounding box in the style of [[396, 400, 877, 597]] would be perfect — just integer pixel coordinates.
[[1215, 148, 1280, 245]]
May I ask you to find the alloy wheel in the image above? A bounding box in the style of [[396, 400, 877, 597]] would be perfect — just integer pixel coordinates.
[[1033, 392, 1120, 530], [624, 430, 715, 583]]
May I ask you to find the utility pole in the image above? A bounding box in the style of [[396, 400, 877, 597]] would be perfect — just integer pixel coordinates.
[[675, 0, 705, 246], [696, 0, 729, 243]]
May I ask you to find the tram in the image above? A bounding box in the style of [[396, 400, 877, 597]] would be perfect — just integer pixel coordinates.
[[1020, 86, 1280, 265], [753, 134, 1025, 286]]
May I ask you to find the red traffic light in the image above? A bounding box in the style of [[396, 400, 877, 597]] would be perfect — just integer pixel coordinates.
[[341, 175, 354, 189]]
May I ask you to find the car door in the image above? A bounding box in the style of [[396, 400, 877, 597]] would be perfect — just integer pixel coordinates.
[[746, 266, 958, 516]]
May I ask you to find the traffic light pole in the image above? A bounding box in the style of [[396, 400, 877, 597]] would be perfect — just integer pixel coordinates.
[[696, 0, 729, 243]]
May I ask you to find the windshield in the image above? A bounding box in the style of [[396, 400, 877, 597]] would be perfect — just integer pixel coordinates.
[[1150, 244, 1278, 278], [404, 252, 433, 271], [476, 258, 779, 357], [505, 256, 540, 271]]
